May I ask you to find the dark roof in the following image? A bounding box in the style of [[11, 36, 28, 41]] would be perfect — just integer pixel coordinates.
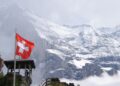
[[4, 60, 35, 69]]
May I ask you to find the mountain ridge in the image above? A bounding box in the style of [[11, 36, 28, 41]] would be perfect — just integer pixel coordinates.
[[0, 3, 120, 85]]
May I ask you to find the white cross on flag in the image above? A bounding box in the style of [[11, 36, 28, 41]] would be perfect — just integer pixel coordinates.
[[16, 33, 34, 59]]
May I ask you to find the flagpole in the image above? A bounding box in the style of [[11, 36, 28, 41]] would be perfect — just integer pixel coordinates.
[[13, 30, 16, 86]]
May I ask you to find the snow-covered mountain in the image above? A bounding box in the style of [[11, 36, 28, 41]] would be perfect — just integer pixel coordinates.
[[1, 2, 120, 85]]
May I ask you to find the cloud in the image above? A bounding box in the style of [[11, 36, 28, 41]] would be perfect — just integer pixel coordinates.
[[80, 72, 120, 86], [61, 72, 120, 86], [14, 0, 120, 27]]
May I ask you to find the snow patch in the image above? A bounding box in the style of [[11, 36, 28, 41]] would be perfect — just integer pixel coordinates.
[[101, 67, 112, 71], [68, 59, 91, 69], [47, 49, 65, 60], [50, 68, 64, 73]]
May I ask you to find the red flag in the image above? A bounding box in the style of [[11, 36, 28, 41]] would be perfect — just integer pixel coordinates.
[[16, 33, 34, 59]]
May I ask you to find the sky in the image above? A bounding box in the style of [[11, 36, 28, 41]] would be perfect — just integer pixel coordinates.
[[13, 0, 120, 28]]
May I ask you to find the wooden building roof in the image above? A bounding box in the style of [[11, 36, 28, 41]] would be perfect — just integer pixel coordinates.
[[4, 60, 35, 69]]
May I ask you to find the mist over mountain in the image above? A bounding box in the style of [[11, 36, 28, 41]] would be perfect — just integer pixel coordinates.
[[1, 2, 120, 86]]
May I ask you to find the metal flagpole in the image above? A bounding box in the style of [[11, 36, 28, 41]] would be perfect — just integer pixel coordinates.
[[13, 30, 17, 86]]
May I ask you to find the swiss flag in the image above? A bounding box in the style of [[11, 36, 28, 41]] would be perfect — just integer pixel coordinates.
[[16, 33, 34, 59]]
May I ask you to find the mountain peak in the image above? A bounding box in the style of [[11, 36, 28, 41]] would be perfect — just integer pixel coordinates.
[[1, 3, 120, 84]]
